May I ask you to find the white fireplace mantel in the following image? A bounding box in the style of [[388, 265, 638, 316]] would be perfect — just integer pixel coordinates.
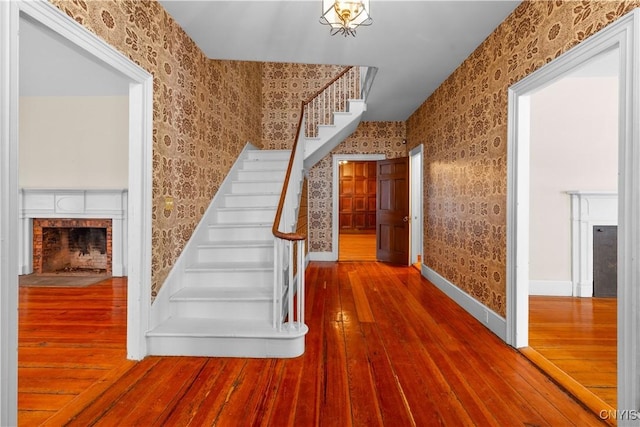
[[567, 190, 617, 297], [19, 188, 128, 276]]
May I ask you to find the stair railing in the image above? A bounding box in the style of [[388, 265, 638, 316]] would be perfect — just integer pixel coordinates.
[[272, 66, 361, 332], [304, 67, 361, 138]]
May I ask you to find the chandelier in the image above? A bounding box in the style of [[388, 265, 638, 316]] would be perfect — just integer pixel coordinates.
[[319, 0, 372, 37]]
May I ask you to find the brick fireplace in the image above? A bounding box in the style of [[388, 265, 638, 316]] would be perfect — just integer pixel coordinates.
[[33, 218, 113, 275], [20, 189, 127, 276]]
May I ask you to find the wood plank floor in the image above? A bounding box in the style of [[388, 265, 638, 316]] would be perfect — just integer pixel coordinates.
[[529, 296, 617, 409], [18, 277, 129, 426], [338, 233, 376, 261], [18, 263, 607, 426]]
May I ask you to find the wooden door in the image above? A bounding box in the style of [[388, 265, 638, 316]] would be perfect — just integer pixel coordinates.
[[339, 161, 377, 232], [376, 157, 409, 265]]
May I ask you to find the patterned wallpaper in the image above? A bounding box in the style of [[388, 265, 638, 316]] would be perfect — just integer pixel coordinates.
[[308, 121, 407, 252], [262, 62, 346, 150], [406, 1, 640, 317], [50, 0, 263, 297], [50, 0, 639, 313]]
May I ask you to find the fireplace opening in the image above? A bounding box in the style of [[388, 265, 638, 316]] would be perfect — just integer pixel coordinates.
[[33, 218, 112, 275]]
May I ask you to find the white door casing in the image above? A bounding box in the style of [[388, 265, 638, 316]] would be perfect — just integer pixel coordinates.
[[409, 145, 423, 266], [506, 9, 640, 419], [1, 2, 153, 424]]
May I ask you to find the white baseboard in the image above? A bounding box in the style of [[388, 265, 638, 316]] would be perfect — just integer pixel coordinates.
[[421, 264, 507, 342], [529, 280, 573, 296], [308, 251, 336, 262]]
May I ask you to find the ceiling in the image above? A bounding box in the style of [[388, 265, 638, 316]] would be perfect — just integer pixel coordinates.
[[159, 0, 522, 121], [19, 16, 130, 97], [20, 1, 524, 122]]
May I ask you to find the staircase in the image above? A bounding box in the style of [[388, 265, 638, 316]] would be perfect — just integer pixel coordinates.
[[146, 66, 376, 358], [147, 148, 309, 357]]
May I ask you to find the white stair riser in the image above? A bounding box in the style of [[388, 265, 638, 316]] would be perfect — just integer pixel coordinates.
[[246, 150, 290, 161], [146, 335, 305, 358], [222, 194, 280, 208], [184, 269, 272, 287], [231, 181, 282, 194], [207, 225, 273, 241], [242, 160, 289, 171], [236, 169, 285, 181], [197, 245, 273, 263], [170, 299, 272, 320], [216, 208, 275, 223]]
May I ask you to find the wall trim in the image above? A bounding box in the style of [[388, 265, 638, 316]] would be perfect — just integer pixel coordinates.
[[421, 264, 507, 342], [529, 280, 573, 296], [409, 145, 423, 265], [0, 2, 19, 424], [308, 251, 335, 262]]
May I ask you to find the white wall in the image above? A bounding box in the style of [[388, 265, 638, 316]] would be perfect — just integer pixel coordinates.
[[529, 76, 618, 285], [19, 96, 128, 189]]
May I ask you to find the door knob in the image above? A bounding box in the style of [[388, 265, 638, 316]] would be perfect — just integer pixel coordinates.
[[403, 216, 409, 222]]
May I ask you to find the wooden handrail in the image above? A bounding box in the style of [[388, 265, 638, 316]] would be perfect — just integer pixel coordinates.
[[271, 101, 306, 241], [272, 66, 354, 242]]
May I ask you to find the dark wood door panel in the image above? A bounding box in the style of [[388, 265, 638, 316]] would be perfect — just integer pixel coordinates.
[[376, 157, 409, 265], [339, 161, 377, 232]]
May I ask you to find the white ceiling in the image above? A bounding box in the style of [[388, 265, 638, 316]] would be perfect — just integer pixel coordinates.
[[159, 0, 522, 121], [19, 16, 130, 97], [20, 1, 525, 122]]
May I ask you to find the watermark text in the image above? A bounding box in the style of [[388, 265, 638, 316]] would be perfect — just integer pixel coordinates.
[[599, 409, 640, 421]]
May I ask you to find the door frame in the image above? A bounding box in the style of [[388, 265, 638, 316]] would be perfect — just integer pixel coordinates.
[[409, 145, 423, 265], [506, 9, 640, 415], [1, 2, 153, 423], [332, 154, 385, 261]]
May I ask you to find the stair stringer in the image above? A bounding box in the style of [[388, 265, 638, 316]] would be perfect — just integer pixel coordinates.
[[303, 99, 365, 169], [148, 142, 260, 330]]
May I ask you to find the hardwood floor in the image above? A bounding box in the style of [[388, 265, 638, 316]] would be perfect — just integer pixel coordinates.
[[18, 277, 129, 425], [338, 232, 376, 261], [18, 263, 607, 426], [528, 296, 617, 410]]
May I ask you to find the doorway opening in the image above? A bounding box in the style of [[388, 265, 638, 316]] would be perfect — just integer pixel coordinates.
[[338, 160, 377, 261], [507, 9, 640, 416], [526, 47, 619, 409], [332, 154, 385, 261], [2, 3, 154, 423]]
